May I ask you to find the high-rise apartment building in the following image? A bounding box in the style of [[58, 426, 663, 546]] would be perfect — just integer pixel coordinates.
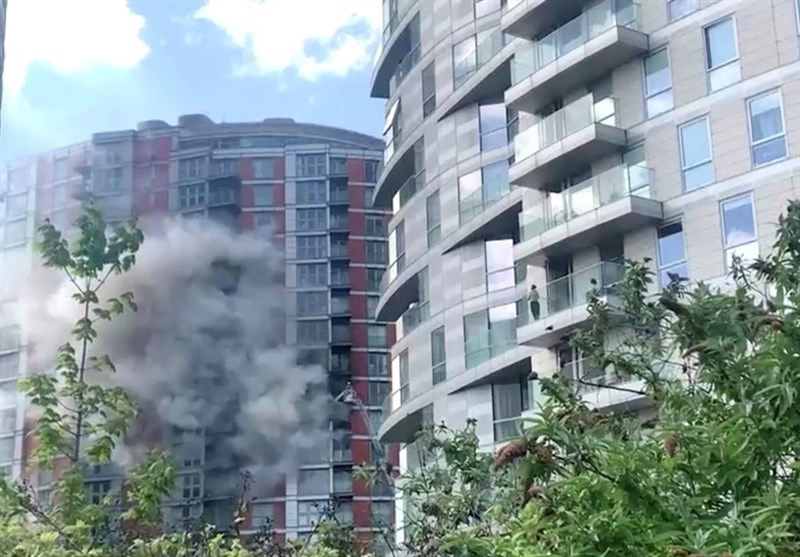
[[0, 116, 396, 549], [0, 0, 7, 127], [371, 0, 800, 527]]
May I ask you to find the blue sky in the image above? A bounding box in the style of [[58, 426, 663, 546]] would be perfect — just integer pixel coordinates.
[[0, 0, 386, 163]]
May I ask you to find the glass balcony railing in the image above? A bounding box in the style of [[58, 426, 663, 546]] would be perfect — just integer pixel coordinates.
[[382, 0, 415, 45], [384, 128, 403, 164], [392, 168, 426, 214], [465, 317, 518, 370], [454, 29, 508, 90], [502, 0, 525, 11], [459, 180, 512, 226], [380, 254, 407, 293], [382, 383, 411, 420], [398, 300, 430, 339], [389, 44, 421, 96], [511, 0, 641, 84], [513, 94, 617, 164], [519, 162, 653, 240], [518, 261, 625, 325]]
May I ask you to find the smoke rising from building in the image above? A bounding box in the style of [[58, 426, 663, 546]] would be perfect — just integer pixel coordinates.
[[23, 217, 331, 486]]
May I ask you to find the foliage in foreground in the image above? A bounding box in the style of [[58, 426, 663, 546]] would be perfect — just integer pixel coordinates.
[[3, 201, 800, 556]]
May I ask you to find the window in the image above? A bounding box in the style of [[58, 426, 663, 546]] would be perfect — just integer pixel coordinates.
[[366, 215, 384, 237], [464, 304, 517, 368], [431, 326, 446, 385], [371, 501, 393, 527], [0, 382, 16, 409], [331, 237, 348, 258], [644, 49, 673, 117], [0, 437, 13, 463], [678, 116, 713, 191], [366, 241, 388, 265], [297, 264, 327, 288], [253, 158, 276, 179], [474, 0, 499, 18], [331, 266, 349, 286], [368, 325, 387, 348], [367, 296, 380, 320], [297, 292, 328, 316], [0, 353, 19, 381], [486, 239, 515, 293], [179, 157, 207, 180], [210, 159, 239, 176], [329, 207, 348, 230], [704, 17, 740, 92], [253, 212, 273, 236], [179, 184, 205, 208], [364, 186, 375, 207], [297, 501, 326, 528], [3, 220, 26, 247], [365, 160, 380, 184], [747, 90, 787, 167], [55, 158, 69, 181], [8, 167, 32, 192], [422, 62, 436, 117], [95, 168, 123, 192], [479, 103, 508, 151], [721, 193, 759, 269], [453, 36, 477, 88], [330, 157, 347, 175], [0, 326, 20, 352], [368, 381, 390, 406], [668, 0, 697, 20], [331, 323, 350, 343], [253, 184, 274, 206], [298, 469, 329, 496], [492, 378, 530, 442], [297, 320, 328, 344], [333, 499, 353, 521], [389, 221, 405, 278], [657, 221, 689, 286], [426, 191, 441, 247], [330, 178, 348, 203], [52, 185, 68, 208], [297, 181, 327, 204], [368, 353, 388, 377], [332, 433, 352, 462], [367, 269, 383, 292], [297, 236, 327, 259], [87, 480, 112, 504], [5, 193, 26, 220], [251, 502, 274, 527], [296, 208, 327, 231], [297, 154, 326, 177]]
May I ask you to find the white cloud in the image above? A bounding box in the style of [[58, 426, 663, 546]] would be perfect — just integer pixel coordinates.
[[4, 0, 150, 98], [194, 0, 382, 80]]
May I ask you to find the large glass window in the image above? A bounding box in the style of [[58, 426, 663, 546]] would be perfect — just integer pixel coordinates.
[[422, 62, 436, 117], [366, 241, 388, 265], [721, 193, 759, 269], [253, 158, 276, 179], [704, 17, 740, 91], [368, 325, 387, 348], [253, 184, 274, 206], [179, 157, 206, 180], [657, 221, 688, 286], [367, 269, 383, 292], [747, 90, 787, 167], [486, 239, 515, 293], [426, 191, 441, 248], [297, 500, 327, 528], [366, 215, 384, 237], [453, 36, 477, 88], [296, 236, 327, 259], [644, 49, 673, 117], [678, 116, 713, 191], [297, 292, 328, 316], [479, 103, 508, 152], [368, 353, 388, 377], [296, 208, 327, 231], [668, 0, 697, 20], [297, 320, 328, 344], [368, 381, 390, 406], [396, 350, 410, 403], [365, 160, 380, 184], [251, 502, 273, 527], [178, 184, 205, 209], [492, 378, 530, 442], [431, 326, 446, 385], [298, 469, 329, 496], [296, 181, 327, 204], [297, 154, 326, 177], [464, 303, 516, 368]]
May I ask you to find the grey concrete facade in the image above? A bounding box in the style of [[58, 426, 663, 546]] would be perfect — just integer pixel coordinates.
[[370, 0, 800, 515]]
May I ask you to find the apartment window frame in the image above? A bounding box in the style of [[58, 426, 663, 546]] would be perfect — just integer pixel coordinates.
[[453, 35, 477, 88], [179, 157, 207, 180], [479, 103, 508, 152], [297, 291, 328, 316], [703, 16, 741, 92], [367, 268, 383, 292], [368, 352, 388, 377], [297, 154, 327, 177], [253, 158, 276, 179], [747, 89, 788, 168], [296, 180, 327, 204], [4, 192, 27, 221], [251, 502, 274, 527], [297, 500, 327, 528], [492, 378, 530, 443], [657, 219, 689, 287], [365, 214, 384, 237], [366, 240, 389, 265], [668, 0, 698, 21], [296, 236, 327, 259], [678, 115, 714, 192], [368, 381, 390, 407], [296, 208, 327, 231], [178, 183, 206, 209], [643, 48, 673, 118], [368, 325, 387, 348], [329, 157, 347, 176], [297, 469, 330, 497], [426, 191, 441, 247], [365, 160, 380, 184], [720, 192, 759, 270], [431, 326, 446, 385], [421, 61, 437, 117], [297, 320, 328, 344]]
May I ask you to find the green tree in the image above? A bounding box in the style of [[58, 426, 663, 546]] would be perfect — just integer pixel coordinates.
[[395, 201, 800, 556]]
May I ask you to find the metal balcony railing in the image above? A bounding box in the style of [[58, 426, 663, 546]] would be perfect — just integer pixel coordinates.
[[518, 261, 625, 325], [459, 179, 512, 226], [513, 93, 617, 164], [511, 0, 641, 84], [519, 162, 653, 240]]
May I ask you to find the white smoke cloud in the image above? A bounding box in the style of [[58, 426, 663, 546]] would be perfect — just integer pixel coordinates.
[[23, 217, 331, 487]]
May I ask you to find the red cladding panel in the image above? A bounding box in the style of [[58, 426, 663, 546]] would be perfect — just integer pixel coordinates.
[[353, 500, 371, 522], [240, 158, 254, 180], [351, 322, 367, 347], [350, 295, 367, 320], [273, 182, 285, 206], [350, 351, 367, 375], [273, 210, 285, 235], [348, 237, 365, 264], [36, 157, 53, 187], [350, 266, 366, 291], [240, 185, 254, 208], [386, 325, 396, 347], [348, 211, 365, 236], [274, 157, 285, 180], [350, 185, 365, 210], [350, 409, 369, 436], [240, 211, 254, 231], [347, 158, 365, 182]]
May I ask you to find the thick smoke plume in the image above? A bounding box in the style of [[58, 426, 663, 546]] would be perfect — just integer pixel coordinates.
[[23, 217, 331, 485]]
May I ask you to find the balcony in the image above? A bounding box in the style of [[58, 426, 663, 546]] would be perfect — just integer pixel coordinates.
[[375, 255, 420, 322], [517, 261, 624, 347], [515, 163, 663, 260], [392, 168, 426, 215], [437, 30, 515, 121], [442, 182, 523, 255], [502, 0, 588, 39], [374, 137, 422, 210], [509, 94, 626, 189], [371, 10, 420, 99], [397, 300, 430, 339], [506, 0, 648, 114]]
